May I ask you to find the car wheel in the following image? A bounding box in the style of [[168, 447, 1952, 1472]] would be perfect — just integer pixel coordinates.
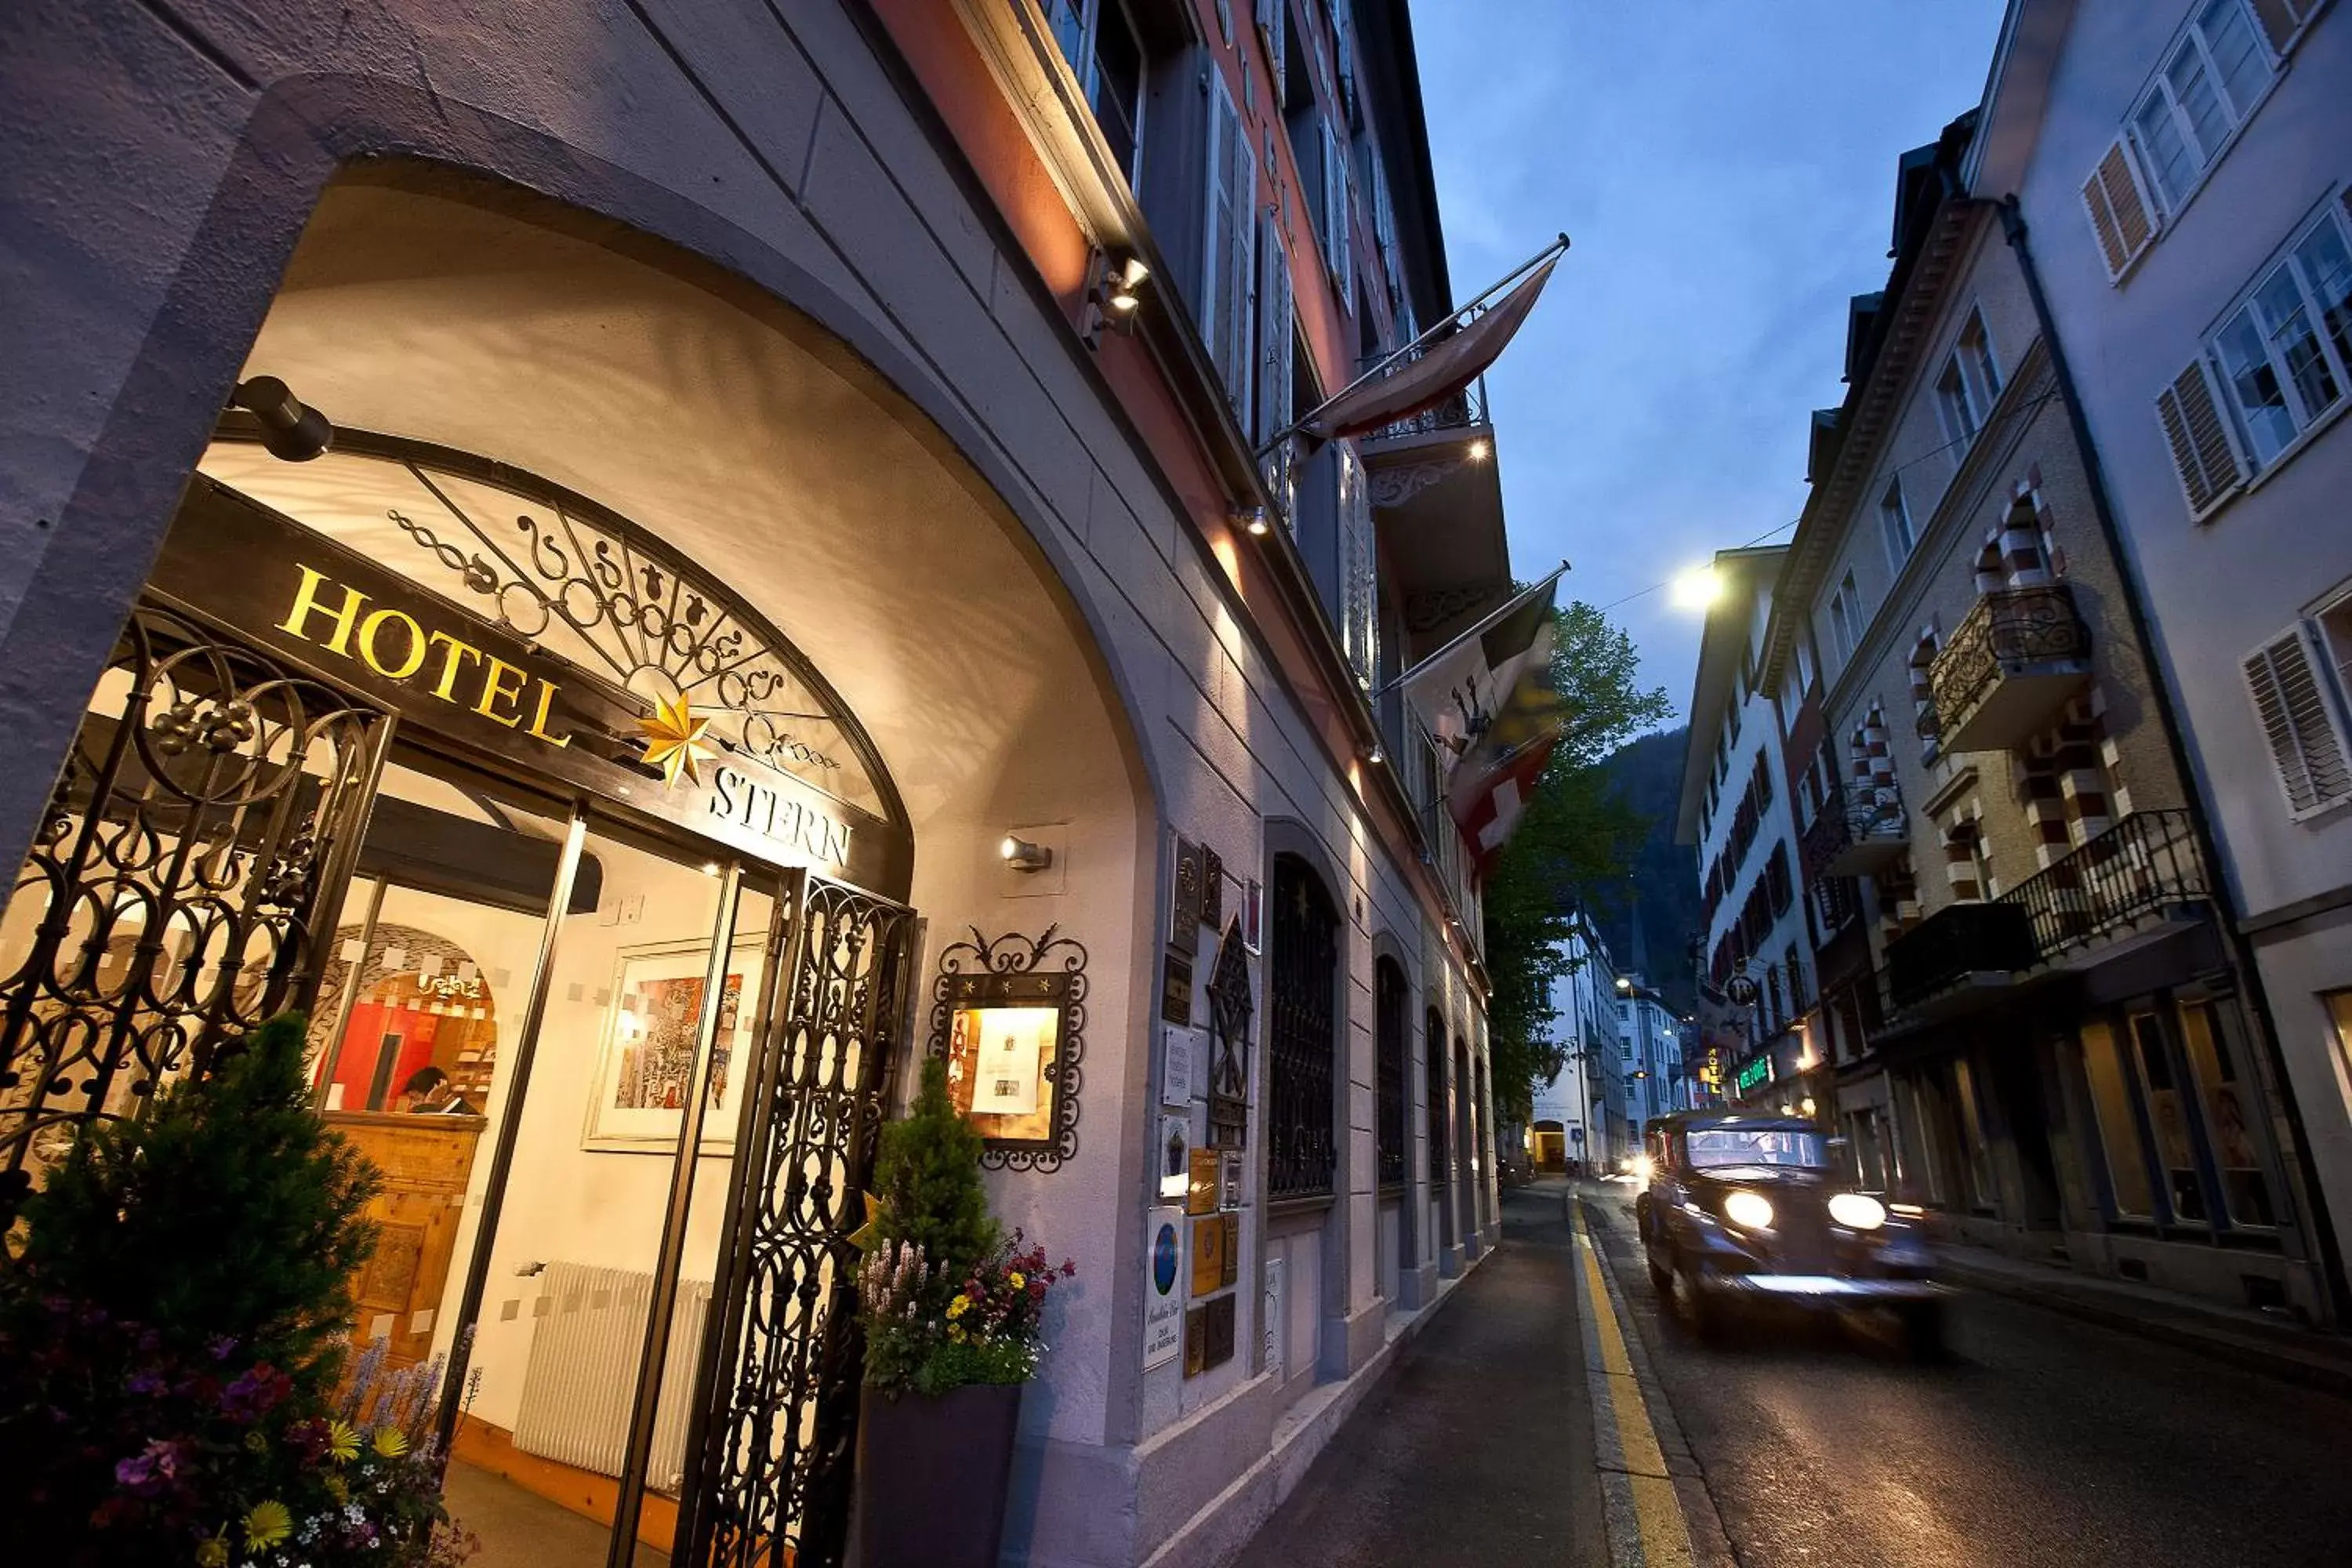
[[1671, 1256, 1718, 1339], [1900, 1300, 1947, 1360]]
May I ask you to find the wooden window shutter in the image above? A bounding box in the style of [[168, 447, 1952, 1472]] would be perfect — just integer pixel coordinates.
[[2081, 137, 2158, 281], [1203, 71, 1255, 412], [1255, 214, 1294, 451], [1260, 0, 1286, 108], [2246, 0, 2314, 56], [2154, 355, 2245, 519], [1338, 440, 1377, 686], [2243, 629, 2352, 819]]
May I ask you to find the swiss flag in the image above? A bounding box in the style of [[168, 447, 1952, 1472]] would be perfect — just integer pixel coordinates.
[[1457, 732, 1559, 877]]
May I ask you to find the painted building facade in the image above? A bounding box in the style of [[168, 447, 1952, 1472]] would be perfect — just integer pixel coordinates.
[[1978, 0, 2352, 1314], [0, 2, 1523, 1563], [1531, 914, 1624, 1172]]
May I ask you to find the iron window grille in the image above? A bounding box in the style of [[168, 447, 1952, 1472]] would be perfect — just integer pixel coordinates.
[[1268, 855, 1339, 1199], [1374, 958, 1408, 1188]]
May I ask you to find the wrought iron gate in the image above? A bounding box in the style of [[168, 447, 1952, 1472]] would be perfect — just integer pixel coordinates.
[[0, 601, 388, 1225], [1267, 855, 1338, 1200], [679, 872, 916, 1567]]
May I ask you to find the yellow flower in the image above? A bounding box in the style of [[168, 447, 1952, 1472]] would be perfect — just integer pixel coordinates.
[[948, 1324, 967, 1343], [947, 1294, 969, 1319], [325, 1474, 350, 1504], [243, 1429, 267, 1454], [372, 1425, 410, 1460], [1008, 1272, 1025, 1289], [243, 1500, 292, 1550], [195, 1534, 228, 1568], [325, 1420, 360, 1463]]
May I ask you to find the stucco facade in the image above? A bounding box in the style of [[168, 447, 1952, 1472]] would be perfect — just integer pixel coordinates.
[[0, 3, 1515, 1563]]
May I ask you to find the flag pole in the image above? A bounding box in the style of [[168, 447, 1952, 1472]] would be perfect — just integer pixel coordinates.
[[1379, 559, 1570, 697], [1254, 232, 1570, 460]]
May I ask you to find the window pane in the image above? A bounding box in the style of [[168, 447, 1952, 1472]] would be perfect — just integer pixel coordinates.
[[2165, 38, 2230, 165], [2292, 221, 2352, 394], [1091, 5, 1145, 182], [2215, 305, 2299, 462], [2179, 1002, 2276, 1225], [2130, 1013, 2207, 1221], [2198, 0, 2271, 122], [2133, 94, 2194, 209], [2254, 265, 2339, 423], [2080, 1021, 2154, 1217]]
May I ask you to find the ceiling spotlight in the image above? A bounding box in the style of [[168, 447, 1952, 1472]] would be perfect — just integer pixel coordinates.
[[1238, 504, 1272, 537], [231, 376, 333, 462], [1367, 742, 1385, 764], [1107, 255, 1149, 314], [1466, 437, 1491, 462], [1000, 834, 1054, 873]]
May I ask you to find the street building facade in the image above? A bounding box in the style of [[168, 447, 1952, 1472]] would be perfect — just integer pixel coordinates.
[[1756, 100, 2335, 1320], [1531, 914, 1625, 1172], [1617, 978, 1689, 1128], [1979, 0, 2352, 1312], [0, 2, 1532, 1563], [1677, 548, 1820, 1125]]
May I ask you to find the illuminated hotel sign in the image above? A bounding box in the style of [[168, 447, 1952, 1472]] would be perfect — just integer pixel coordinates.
[[1733, 1056, 1771, 1094], [162, 479, 897, 893]]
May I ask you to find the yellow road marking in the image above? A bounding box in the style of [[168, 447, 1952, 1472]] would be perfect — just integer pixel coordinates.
[[1577, 1209, 1696, 1567]]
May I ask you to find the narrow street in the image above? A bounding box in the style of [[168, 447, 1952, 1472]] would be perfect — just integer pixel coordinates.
[[1245, 1180, 2352, 1568]]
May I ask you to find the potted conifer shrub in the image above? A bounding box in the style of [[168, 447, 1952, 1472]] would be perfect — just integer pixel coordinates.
[[853, 1058, 1074, 1568]]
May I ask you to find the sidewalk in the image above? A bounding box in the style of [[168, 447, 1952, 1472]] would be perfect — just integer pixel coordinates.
[[1229, 1181, 1607, 1568], [1933, 1242, 2352, 1399]]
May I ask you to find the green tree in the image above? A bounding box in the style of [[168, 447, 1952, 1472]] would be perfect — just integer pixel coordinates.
[[1483, 601, 1671, 1121], [9, 1012, 378, 1394], [870, 1056, 997, 1279]]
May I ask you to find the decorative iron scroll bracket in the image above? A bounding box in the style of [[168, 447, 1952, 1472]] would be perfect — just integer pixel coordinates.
[[927, 926, 1087, 1172]]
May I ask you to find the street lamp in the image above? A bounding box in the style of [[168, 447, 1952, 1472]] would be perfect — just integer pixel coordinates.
[[1670, 564, 1722, 611]]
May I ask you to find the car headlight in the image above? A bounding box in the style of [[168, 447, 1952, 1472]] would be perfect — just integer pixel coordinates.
[[1722, 1189, 1774, 1230], [1632, 1154, 1654, 1183], [1828, 1192, 1887, 1231]]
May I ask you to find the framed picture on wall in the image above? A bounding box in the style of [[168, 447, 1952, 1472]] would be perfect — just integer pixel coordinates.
[[930, 928, 1090, 1169], [583, 936, 766, 1153]]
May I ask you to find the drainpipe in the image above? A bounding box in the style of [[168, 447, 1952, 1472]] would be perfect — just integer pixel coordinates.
[[1994, 194, 2350, 1327]]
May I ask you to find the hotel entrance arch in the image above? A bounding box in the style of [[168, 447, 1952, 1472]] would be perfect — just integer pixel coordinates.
[[3, 165, 1155, 1566]]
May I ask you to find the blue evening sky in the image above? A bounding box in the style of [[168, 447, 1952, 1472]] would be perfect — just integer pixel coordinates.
[[1412, 0, 2008, 725]]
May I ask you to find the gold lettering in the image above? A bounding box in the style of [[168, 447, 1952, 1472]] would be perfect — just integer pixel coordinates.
[[711, 768, 739, 819], [474, 656, 529, 728], [825, 818, 852, 866], [278, 564, 365, 656], [524, 678, 572, 749], [425, 631, 484, 701], [357, 607, 428, 681]]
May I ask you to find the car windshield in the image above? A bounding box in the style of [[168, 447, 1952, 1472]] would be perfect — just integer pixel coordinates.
[[1684, 1127, 1828, 1171]]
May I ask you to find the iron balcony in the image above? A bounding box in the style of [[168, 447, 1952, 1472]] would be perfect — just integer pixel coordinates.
[[1882, 809, 2209, 1013], [1927, 583, 2092, 753], [1799, 779, 1909, 881]]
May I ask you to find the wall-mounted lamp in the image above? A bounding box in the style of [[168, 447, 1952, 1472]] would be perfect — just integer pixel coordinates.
[[1082, 252, 1150, 348], [231, 376, 333, 462], [1366, 741, 1385, 765], [1236, 503, 1272, 537], [1000, 834, 1054, 873], [1466, 437, 1491, 463]]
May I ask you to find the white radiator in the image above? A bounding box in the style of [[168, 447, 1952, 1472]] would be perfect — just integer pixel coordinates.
[[511, 1262, 714, 1494]]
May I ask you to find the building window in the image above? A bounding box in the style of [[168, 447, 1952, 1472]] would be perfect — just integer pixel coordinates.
[[2179, 1001, 2276, 1226], [2129, 1012, 2209, 1222], [2328, 989, 2352, 1084], [1425, 1007, 1449, 1180], [1375, 957, 1408, 1189], [2079, 1020, 2155, 1218], [1269, 855, 1340, 1199], [2206, 204, 2352, 469], [1829, 569, 1864, 663], [2241, 622, 2352, 819], [1795, 634, 1817, 696], [1878, 476, 1915, 571], [1934, 309, 2000, 448], [1047, 0, 1150, 185], [2128, 0, 2274, 216]]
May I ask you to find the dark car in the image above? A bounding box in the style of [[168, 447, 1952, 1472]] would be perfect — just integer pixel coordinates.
[[1632, 1110, 1947, 1351]]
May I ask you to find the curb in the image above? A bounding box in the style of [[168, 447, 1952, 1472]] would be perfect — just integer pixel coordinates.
[[1936, 1257, 2352, 1402]]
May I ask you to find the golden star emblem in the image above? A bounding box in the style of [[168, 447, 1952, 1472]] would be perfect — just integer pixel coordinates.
[[637, 693, 717, 789]]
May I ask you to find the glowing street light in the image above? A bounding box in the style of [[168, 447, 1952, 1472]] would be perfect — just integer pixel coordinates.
[[1670, 564, 1722, 611]]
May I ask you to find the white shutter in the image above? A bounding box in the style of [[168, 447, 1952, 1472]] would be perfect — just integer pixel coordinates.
[[1338, 439, 1377, 687], [1319, 119, 1352, 303], [1334, 0, 1359, 129], [1260, 0, 1287, 107], [2248, 0, 2317, 56], [2244, 629, 2352, 819], [1202, 71, 1256, 412], [2081, 136, 2158, 281], [1256, 212, 1295, 449], [2154, 354, 2245, 519]]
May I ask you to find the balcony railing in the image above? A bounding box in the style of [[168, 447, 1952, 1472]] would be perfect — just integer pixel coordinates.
[[1798, 779, 1908, 881], [1883, 809, 2209, 1012], [2004, 808, 2208, 960], [1928, 583, 2092, 753], [1362, 375, 1490, 444], [1885, 901, 2038, 1011]]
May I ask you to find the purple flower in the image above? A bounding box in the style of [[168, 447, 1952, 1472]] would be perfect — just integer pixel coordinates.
[[113, 1438, 183, 1496], [125, 1369, 166, 1396], [207, 1334, 238, 1362], [220, 1363, 291, 1419]]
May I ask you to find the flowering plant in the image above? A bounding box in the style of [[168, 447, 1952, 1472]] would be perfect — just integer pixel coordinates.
[[858, 1232, 1076, 1396]]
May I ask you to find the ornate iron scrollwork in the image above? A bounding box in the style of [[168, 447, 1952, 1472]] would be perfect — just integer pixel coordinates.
[[1929, 584, 2091, 735], [1205, 918, 1252, 1152], [926, 926, 1087, 1173], [0, 602, 387, 1225], [1267, 858, 1338, 1200]]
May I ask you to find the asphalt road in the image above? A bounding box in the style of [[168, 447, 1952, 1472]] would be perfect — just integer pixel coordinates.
[[1581, 1179, 2352, 1568]]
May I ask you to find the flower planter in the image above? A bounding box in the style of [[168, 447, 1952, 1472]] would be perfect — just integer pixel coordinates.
[[854, 1380, 1022, 1568]]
